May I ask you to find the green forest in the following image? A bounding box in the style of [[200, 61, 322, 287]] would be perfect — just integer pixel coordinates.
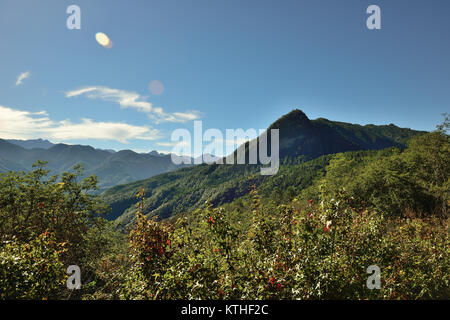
[[0, 115, 448, 300]]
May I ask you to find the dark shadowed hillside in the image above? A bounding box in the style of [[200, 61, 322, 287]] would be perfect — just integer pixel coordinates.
[[269, 109, 422, 159]]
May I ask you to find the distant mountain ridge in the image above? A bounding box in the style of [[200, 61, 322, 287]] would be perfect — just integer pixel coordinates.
[[0, 139, 191, 189], [6, 138, 55, 150]]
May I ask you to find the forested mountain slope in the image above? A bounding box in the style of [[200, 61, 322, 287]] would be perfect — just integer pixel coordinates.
[[103, 109, 424, 226]]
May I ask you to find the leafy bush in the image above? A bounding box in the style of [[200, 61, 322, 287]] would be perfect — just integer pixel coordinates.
[[0, 231, 66, 299], [115, 186, 448, 300], [0, 162, 120, 299]]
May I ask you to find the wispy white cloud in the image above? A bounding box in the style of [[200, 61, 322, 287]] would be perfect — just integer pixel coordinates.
[[156, 137, 249, 158], [156, 141, 190, 147], [65, 86, 202, 123], [0, 105, 161, 143], [129, 148, 172, 155], [15, 71, 31, 86], [65, 86, 152, 112], [154, 150, 172, 155]]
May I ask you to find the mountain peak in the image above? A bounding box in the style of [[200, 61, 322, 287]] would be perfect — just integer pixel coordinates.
[[269, 109, 311, 130], [287, 109, 309, 119]]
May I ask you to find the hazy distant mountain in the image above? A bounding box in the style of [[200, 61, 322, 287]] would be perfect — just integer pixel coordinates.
[[196, 153, 222, 164], [0, 140, 190, 189], [85, 149, 188, 187], [148, 150, 165, 157], [100, 149, 117, 154], [102, 109, 425, 224], [0, 156, 26, 172], [6, 138, 54, 150]]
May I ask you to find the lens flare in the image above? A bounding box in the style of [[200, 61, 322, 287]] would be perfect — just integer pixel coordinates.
[[95, 32, 113, 48], [149, 80, 164, 95]]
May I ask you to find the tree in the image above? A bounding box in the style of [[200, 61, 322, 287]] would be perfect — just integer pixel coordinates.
[[0, 161, 113, 299]]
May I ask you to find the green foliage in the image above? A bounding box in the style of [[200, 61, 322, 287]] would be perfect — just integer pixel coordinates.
[[103, 155, 333, 230], [305, 124, 450, 218], [0, 231, 66, 299], [112, 187, 448, 300], [0, 161, 122, 299], [403, 116, 450, 216]]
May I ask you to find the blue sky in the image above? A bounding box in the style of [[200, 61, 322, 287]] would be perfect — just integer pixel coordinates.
[[1, 0, 449, 154]]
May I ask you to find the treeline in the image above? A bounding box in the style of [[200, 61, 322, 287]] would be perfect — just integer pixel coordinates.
[[301, 120, 449, 218]]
